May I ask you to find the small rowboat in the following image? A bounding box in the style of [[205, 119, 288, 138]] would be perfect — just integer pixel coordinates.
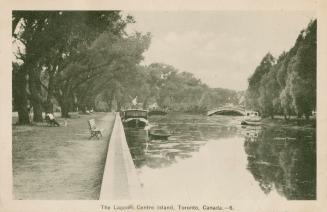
[[149, 128, 171, 140], [241, 120, 261, 126]]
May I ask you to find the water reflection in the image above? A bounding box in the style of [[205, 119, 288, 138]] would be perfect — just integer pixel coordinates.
[[125, 113, 316, 200], [125, 113, 241, 169], [243, 126, 316, 200]]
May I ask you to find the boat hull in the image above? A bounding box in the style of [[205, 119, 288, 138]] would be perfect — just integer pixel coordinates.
[[148, 129, 171, 140], [149, 133, 170, 140], [241, 120, 261, 126], [123, 118, 148, 129]]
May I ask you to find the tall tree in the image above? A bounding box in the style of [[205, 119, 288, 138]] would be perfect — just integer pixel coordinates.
[[12, 11, 135, 121], [246, 53, 275, 111], [246, 19, 316, 120]]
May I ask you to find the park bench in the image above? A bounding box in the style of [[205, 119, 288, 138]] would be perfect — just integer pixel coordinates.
[[88, 119, 102, 139]]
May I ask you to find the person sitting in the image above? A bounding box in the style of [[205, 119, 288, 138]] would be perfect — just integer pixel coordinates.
[[46, 113, 60, 127]]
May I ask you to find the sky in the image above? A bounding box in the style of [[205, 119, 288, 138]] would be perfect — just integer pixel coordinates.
[[125, 11, 315, 91]]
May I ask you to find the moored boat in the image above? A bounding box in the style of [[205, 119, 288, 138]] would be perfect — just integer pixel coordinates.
[[122, 109, 149, 129], [241, 111, 262, 126], [148, 128, 171, 140]]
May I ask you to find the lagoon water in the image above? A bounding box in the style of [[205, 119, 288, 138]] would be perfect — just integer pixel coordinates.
[[125, 113, 316, 201]]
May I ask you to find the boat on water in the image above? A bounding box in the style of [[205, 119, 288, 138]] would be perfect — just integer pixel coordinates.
[[148, 128, 171, 140], [121, 109, 149, 129], [241, 111, 262, 126]]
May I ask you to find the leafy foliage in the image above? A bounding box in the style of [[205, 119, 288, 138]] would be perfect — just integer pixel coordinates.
[[246, 20, 316, 119]]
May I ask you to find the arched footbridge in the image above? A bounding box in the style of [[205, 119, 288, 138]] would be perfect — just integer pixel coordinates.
[[207, 106, 246, 116]]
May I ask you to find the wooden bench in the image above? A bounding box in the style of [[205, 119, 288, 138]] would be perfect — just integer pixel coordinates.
[[88, 119, 102, 139]]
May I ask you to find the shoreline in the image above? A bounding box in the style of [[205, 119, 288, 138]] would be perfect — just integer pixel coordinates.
[[261, 116, 316, 130]]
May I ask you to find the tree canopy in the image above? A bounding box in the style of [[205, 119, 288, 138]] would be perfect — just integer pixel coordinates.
[[246, 20, 316, 119], [12, 11, 150, 123], [13, 11, 312, 124]]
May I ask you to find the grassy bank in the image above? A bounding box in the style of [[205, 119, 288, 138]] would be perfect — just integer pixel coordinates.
[[12, 112, 115, 200]]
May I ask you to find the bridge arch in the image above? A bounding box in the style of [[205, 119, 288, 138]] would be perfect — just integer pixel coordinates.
[[207, 107, 246, 116]]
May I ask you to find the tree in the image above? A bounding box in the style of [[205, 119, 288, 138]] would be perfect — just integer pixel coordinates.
[[12, 62, 30, 124], [72, 32, 151, 113], [12, 12, 49, 123], [12, 11, 135, 122], [258, 68, 281, 118], [246, 53, 275, 111], [288, 20, 316, 119], [246, 19, 316, 120]]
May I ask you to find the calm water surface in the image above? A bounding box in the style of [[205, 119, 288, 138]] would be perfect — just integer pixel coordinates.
[[125, 113, 316, 201]]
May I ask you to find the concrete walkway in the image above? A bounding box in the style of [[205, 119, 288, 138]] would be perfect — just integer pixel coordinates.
[[100, 114, 145, 200]]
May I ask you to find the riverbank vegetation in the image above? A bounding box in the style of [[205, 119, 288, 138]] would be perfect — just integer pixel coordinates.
[[246, 20, 316, 120], [12, 11, 239, 124], [12, 12, 316, 125], [13, 11, 149, 123], [126, 63, 240, 113]]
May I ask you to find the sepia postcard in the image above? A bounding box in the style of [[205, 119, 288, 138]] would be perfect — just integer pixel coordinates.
[[1, 0, 327, 211]]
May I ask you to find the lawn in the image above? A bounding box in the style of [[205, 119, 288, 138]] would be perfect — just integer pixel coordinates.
[[12, 112, 115, 200]]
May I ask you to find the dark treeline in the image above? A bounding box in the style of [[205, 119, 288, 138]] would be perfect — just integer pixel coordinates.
[[113, 63, 240, 113], [246, 20, 316, 120], [12, 11, 152, 124], [12, 11, 239, 125]]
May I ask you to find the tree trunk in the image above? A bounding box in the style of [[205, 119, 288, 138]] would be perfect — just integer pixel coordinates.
[[108, 99, 113, 112], [17, 107, 30, 124], [13, 68, 30, 125], [61, 102, 70, 118], [117, 101, 122, 112], [106, 90, 115, 112], [32, 102, 43, 122], [44, 99, 53, 113], [29, 67, 44, 122], [57, 92, 71, 118]]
